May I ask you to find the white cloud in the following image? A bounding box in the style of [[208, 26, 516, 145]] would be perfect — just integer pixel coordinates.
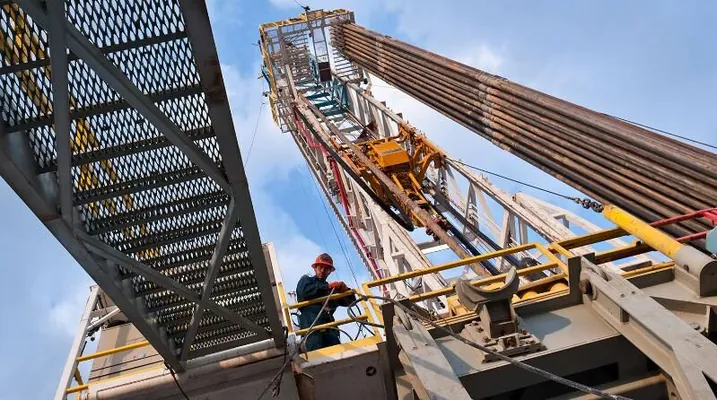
[[222, 63, 305, 183], [48, 286, 91, 338], [206, 0, 243, 27], [455, 44, 504, 74]]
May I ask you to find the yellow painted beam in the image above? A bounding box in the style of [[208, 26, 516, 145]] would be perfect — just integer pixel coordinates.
[[76, 340, 150, 362], [295, 315, 368, 336], [603, 205, 683, 258], [287, 290, 357, 310], [66, 384, 89, 395], [303, 336, 382, 360], [368, 243, 536, 288]]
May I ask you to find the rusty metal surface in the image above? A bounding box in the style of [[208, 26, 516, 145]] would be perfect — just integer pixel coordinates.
[[331, 22, 717, 242]]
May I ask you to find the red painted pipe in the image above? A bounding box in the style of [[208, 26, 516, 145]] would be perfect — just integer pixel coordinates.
[[293, 109, 387, 294], [329, 158, 388, 295]]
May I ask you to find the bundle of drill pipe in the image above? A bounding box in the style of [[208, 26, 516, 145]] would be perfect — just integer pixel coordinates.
[[331, 23, 717, 243]]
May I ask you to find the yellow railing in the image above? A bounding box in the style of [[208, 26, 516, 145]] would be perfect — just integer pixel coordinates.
[[65, 340, 153, 395], [282, 289, 380, 338], [353, 207, 707, 325], [65, 208, 704, 394], [277, 207, 694, 343]]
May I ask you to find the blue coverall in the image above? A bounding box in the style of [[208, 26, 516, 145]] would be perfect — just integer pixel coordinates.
[[296, 274, 356, 351]]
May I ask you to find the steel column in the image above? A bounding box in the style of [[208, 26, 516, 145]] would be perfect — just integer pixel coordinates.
[[180, 0, 285, 346], [392, 309, 472, 400], [581, 257, 717, 400], [46, 0, 72, 224], [53, 286, 99, 400]]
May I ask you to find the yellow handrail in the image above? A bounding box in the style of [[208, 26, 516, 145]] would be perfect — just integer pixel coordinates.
[[287, 290, 358, 309], [76, 340, 150, 362], [295, 315, 369, 336]]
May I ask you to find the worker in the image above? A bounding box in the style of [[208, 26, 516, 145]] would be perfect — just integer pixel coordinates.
[[296, 253, 356, 351]]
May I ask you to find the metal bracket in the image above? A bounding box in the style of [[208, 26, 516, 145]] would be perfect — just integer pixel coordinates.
[[456, 268, 520, 337], [581, 257, 717, 400], [455, 268, 544, 362]]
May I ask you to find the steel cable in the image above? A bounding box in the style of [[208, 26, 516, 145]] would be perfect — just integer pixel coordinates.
[[257, 288, 336, 400], [351, 294, 631, 400], [331, 23, 717, 242]]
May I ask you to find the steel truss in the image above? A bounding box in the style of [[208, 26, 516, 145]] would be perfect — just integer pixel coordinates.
[[0, 0, 283, 372], [259, 10, 651, 310]]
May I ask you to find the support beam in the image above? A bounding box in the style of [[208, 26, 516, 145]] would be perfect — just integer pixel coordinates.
[[15, 0, 232, 194], [73, 167, 205, 206], [86, 190, 227, 236], [87, 306, 120, 332], [78, 232, 272, 341], [54, 286, 99, 400], [581, 257, 717, 400], [392, 310, 472, 400], [133, 238, 247, 273], [59, 127, 214, 172], [180, 199, 240, 361], [180, 0, 285, 347], [47, 0, 72, 224], [7, 85, 204, 135], [111, 216, 226, 255], [0, 30, 187, 76]]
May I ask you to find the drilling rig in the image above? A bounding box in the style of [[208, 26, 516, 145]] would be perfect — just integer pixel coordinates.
[[1, 3, 717, 400]]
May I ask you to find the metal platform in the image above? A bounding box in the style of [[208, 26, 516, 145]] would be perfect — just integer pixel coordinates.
[[0, 0, 283, 370]]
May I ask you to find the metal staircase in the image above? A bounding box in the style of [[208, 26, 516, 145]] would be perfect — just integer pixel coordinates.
[[0, 0, 284, 370]]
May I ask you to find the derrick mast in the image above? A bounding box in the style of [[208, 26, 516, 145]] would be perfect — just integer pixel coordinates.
[[258, 10, 634, 300]]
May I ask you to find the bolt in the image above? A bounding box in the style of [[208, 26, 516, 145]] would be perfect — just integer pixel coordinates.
[[579, 279, 592, 295], [684, 265, 690, 272], [690, 322, 701, 331], [483, 337, 491, 343], [477, 326, 484, 333]]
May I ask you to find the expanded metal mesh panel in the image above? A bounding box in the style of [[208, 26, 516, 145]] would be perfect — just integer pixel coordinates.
[[1, 1, 276, 360]]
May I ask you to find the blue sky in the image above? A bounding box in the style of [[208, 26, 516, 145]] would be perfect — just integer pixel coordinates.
[[1, 1, 716, 397]]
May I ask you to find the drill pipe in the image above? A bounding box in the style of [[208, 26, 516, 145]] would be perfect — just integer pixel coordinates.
[[330, 23, 717, 239], [334, 28, 717, 186], [338, 34, 717, 199], [336, 40, 708, 236], [336, 35, 713, 235], [336, 23, 717, 175]]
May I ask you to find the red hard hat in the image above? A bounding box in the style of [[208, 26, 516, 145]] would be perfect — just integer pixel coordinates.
[[312, 253, 335, 271]]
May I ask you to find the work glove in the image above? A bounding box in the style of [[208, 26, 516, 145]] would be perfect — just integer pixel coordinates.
[[328, 281, 349, 292]]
